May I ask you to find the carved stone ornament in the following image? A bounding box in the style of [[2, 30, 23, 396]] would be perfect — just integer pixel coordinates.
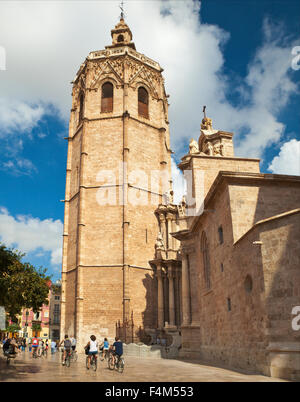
[[189, 138, 199, 155], [155, 232, 165, 250]]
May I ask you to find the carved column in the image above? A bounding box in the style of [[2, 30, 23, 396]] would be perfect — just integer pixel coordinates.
[[181, 252, 191, 326], [166, 213, 173, 250], [156, 263, 164, 329], [159, 213, 167, 250], [167, 264, 175, 327]]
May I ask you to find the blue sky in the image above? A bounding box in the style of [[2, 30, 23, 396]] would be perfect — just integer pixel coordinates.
[[0, 0, 299, 282]]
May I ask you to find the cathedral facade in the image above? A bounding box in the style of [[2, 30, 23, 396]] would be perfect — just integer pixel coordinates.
[[61, 17, 300, 381]]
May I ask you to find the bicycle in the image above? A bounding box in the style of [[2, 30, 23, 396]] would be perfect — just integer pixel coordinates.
[[86, 354, 97, 371], [100, 348, 109, 361], [70, 349, 78, 362], [39, 346, 46, 357], [32, 347, 39, 358], [3, 350, 17, 365], [61, 348, 71, 367], [108, 352, 124, 373]]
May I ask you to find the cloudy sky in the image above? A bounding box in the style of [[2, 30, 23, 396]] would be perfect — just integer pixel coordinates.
[[0, 0, 299, 281]]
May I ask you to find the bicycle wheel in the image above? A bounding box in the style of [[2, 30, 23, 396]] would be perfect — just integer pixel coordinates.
[[117, 358, 124, 373], [108, 356, 114, 370], [72, 351, 78, 362], [92, 356, 97, 371], [66, 355, 70, 367]]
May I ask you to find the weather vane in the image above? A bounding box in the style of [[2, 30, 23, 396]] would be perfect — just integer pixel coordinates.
[[119, 0, 125, 20], [203, 105, 207, 119]]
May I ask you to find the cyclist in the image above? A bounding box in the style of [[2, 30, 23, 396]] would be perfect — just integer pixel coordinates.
[[111, 336, 123, 366], [3, 338, 18, 356], [31, 335, 39, 357], [59, 335, 72, 365], [100, 337, 109, 360], [70, 335, 76, 353], [85, 335, 98, 369]]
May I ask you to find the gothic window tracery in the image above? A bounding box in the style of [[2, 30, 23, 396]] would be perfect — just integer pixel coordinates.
[[101, 82, 113, 113]]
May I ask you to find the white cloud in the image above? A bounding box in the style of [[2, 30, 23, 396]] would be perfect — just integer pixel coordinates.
[[0, 0, 298, 165], [0, 207, 63, 267], [0, 98, 45, 136], [2, 157, 37, 176], [268, 139, 300, 175]]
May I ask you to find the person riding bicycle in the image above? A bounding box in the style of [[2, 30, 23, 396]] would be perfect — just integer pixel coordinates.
[[31, 336, 39, 357], [100, 337, 109, 360], [70, 336, 76, 352], [59, 334, 72, 365], [3, 338, 18, 356], [85, 335, 98, 370], [111, 336, 123, 366]]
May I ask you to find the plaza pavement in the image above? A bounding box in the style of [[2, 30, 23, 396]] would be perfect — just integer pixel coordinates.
[[0, 349, 287, 382]]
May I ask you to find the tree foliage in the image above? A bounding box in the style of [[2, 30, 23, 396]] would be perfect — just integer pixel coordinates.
[[0, 243, 51, 320]]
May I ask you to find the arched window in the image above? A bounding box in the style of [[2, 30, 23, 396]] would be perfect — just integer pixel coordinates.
[[138, 86, 149, 118], [101, 82, 113, 113], [79, 92, 84, 122], [201, 231, 211, 289], [117, 34, 124, 42]]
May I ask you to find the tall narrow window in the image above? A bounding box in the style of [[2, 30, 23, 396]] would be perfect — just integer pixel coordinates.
[[79, 92, 84, 122], [218, 225, 224, 244], [138, 86, 149, 118], [101, 82, 113, 113], [201, 231, 211, 289]]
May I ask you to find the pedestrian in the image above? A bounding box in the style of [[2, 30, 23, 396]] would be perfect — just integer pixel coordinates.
[[51, 340, 56, 354], [70, 335, 76, 352]]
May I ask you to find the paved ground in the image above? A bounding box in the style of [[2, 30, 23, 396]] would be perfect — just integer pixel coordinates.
[[0, 350, 286, 382]]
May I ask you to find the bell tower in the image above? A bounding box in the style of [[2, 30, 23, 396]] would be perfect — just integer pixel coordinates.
[[60, 16, 172, 346]]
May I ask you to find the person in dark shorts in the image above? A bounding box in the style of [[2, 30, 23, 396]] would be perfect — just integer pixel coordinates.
[[59, 335, 72, 365], [111, 336, 123, 365]]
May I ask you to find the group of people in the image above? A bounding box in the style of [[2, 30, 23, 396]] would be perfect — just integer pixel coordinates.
[[59, 334, 123, 369], [84, 335, 123, 369], [2, 333, 123, 370]]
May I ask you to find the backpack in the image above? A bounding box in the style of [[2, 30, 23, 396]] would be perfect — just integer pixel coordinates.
[[64, 339, 72, 348]]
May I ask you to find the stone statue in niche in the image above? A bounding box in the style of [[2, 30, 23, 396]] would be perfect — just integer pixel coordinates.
[[155, 232, 165, 250], [163, 189, 174, 205], [178, 195, 186, 217], [203, 141, 214, 156], [213, 142, 224, 156]]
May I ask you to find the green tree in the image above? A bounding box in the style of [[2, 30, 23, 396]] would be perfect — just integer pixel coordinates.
[[6, 323, 20, 333], [0, 243, 51, 320]]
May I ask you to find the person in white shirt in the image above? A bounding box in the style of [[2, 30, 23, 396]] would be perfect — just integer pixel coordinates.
[[85, 335, 98, 369], [70, 336, 77, 351]]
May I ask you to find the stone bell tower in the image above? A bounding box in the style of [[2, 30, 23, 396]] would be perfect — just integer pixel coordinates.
[[60, 16, 172, 346]]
